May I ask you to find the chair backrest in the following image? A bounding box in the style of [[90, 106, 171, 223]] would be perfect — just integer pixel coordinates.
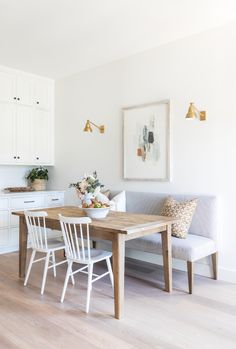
[[59, 214, 92, 261], [25, 210, 49, 250]]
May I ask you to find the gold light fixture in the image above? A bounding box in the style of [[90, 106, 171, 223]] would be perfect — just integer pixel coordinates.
[[83, 120, 105, 133], [186, 102, 206, 121]]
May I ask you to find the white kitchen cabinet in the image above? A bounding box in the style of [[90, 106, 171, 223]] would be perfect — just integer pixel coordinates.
[[10, 227, 19, 247], [15, 105, 32, 164], [10, 195, 45, 210], [45, 192, 64, 207], [32, 109, 53, 165], [0, 103, 15, 164], [0, 229, 10, 247], [0, 65, 54, 165], [34, 78, 53, 110], [15, 75, 33, 106], [0, 70, 33, 106], [0, 104, 32, 164], [0, 211, 9, 228], [0, 191, 65, 254]]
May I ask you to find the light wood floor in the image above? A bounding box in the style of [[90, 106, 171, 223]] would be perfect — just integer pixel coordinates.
[[0, 251, 235, 349]]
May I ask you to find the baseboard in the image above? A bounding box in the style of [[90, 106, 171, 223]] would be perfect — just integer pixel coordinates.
[[0, 245, 19, 254], [218, 267, 236, 283]]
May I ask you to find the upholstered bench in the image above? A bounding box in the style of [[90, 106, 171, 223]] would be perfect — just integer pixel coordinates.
[[110, 191, 219, 293]]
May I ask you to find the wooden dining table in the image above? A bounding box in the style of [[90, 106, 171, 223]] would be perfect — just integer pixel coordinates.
[[13, 206, 176, 319]]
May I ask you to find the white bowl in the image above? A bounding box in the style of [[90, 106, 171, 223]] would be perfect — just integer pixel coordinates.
[[81, 207, 110, 219]]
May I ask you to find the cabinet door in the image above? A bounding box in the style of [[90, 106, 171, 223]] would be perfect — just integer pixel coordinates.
[[0, 211, 9, 228], [0, 228, 10, 247], [10, 227, 19, 248], [32, 109, 53, 164], [16, 75, 33, 106], [34, 79, 53, 110], [0, 103, 15, 163], [15, 105, 32, 164], [0, 71, 16, 103]]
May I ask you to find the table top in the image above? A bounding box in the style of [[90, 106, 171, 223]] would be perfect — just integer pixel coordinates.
[[13, 206, 177, 235]]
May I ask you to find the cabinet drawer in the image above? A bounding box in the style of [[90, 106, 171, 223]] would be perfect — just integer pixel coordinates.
[[0, 198, 9, 210], [0, 211, 9, 228], [45, 193, 64, 207], [10, 196, 44, 210]]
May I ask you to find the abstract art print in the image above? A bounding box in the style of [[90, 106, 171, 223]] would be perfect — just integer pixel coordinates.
[[123, 100, 170, 181]]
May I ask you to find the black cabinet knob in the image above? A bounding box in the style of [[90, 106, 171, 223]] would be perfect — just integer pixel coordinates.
[[17, 98, 20, 101], [17, 156, 20, 159], [13, 156, 16, 159], [36, 157, 39, 160], [36, 101, 39, 104], [13, 97, 17, 100]]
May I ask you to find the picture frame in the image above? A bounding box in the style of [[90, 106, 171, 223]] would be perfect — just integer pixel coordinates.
[[123, 100, 171, 181]]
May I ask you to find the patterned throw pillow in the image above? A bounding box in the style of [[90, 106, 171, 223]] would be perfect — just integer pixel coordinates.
[[161, 197, 198, 238]]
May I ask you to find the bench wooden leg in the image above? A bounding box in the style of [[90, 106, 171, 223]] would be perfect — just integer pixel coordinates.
[[187, 261, 194, 294], [211, 252, 218, 280]]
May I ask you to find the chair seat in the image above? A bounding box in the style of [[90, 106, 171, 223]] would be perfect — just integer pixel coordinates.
[[126, 233, 217, 262], [35, 238, 65, 252], [72, 249, 112, 264]]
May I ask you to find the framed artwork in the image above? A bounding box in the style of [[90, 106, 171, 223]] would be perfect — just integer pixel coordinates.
[[123, 100, 170, 181]]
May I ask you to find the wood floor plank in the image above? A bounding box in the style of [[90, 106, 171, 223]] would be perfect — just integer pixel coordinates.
[[0, 251, 236, 349]]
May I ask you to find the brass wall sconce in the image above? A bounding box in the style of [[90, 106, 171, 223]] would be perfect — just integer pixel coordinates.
[[186, 102, 206, 121], [83, 120, 105, 133]]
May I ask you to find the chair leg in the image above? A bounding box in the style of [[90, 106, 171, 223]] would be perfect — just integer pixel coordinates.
[[92, 241, 96, 249], [86, 263, 93, 313], [187, 261, 194, 294], [106, 257, 114, 288], [68, 260, 75, 285], [212, 252, 218, 280], [41, 252, 50, 295], [51, 251, 56, 277], [61, 260, 73, 303], [24, 250, 36, 286]]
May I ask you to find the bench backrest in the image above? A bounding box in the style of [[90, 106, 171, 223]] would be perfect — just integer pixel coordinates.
[[110, 191, 218, 241]]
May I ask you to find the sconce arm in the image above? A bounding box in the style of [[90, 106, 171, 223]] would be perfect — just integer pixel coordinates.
[[89, 120, 105, 133]]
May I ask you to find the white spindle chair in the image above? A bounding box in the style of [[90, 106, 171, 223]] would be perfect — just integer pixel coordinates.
[[24, 210, 74, 295], [59, 214, 113, 313]]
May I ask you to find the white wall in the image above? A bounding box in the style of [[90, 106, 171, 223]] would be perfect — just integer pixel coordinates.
[[51, 21, 236, 282], [0, 166, 29, 190]]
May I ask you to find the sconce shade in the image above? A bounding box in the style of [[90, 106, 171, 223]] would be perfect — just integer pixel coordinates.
[[185, 102, 206, 121], [84, 120, 93, 132], [186, 103, 196, 119], [83, 119, 105, 133]]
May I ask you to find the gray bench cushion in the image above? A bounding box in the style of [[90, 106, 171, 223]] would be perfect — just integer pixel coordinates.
[[126, 233, 217, 262]]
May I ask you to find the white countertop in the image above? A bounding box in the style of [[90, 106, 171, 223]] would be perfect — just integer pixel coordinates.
[[0, 190, 65, 197]]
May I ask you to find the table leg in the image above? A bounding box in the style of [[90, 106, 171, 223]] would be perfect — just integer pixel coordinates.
[[161, 224, 172, 292], [19, 216, 28, 278], [112, 234, 125, 319]]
